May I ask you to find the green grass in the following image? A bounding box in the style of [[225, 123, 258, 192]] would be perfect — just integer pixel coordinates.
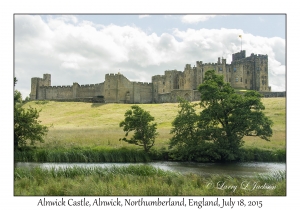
[[14, 165, 286, 196], [22, 98, 286, 152], [14, 147, 155, 163]]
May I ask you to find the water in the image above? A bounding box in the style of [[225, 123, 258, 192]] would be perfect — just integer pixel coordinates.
[[15, 161, 285, 177]]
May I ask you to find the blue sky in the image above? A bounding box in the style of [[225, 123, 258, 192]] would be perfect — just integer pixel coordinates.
[[15, 14, 286, 98], [75, 14, 285, 38]]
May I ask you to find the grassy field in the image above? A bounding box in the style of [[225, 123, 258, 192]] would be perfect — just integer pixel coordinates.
[[22, 98, 286, 152], [15, 99, 286, 196], [14, 165, 286, 196]]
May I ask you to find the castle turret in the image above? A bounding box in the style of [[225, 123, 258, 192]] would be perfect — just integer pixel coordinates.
[[30, 74, 51, 100]]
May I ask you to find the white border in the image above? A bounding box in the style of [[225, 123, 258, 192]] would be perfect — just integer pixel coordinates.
[[2, 0, 296, 209]]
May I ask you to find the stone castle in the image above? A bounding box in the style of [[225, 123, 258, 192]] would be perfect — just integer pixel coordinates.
[[30, 50, 278, 103]]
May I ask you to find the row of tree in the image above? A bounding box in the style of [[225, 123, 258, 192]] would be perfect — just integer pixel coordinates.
[[119, 70, 273, 162]]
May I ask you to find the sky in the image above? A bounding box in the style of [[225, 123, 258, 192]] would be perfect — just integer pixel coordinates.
[[14, 14, 286, 98]]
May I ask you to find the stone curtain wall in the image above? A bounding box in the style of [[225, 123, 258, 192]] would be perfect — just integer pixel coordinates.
[[30, 51, 284, 103]]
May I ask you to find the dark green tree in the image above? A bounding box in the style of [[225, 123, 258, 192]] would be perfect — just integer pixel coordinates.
[[169, 99, 220, 162], [14, 77, 48, 150], [119, 105, 158, 152], [198, 70, 273, 161], [169, 70, 273, 162]]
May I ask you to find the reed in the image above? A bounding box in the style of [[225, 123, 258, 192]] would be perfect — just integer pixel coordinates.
[[238, 148, 286, 162], [15, 146, 285, 163], [14, 165, 286, 196], [14, 147, 151, 163]]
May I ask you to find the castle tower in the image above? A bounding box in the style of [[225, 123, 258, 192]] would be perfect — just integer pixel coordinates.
[[230, 51, 269, 92], [30, 74, 51, 100]]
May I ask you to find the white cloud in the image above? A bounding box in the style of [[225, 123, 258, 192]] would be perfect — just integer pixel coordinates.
[[181, 15, 216, 23], [15, 15, 286, 98], [139, 15, 150, 19]]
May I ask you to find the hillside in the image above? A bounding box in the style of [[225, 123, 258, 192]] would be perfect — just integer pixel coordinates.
[[22, 98, 286, 151]]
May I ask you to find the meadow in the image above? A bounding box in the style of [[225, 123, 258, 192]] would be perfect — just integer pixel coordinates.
[[22, 97, 286, 152]]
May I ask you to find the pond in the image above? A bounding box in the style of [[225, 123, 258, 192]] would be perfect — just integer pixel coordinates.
[[15, 161, 286, 177]]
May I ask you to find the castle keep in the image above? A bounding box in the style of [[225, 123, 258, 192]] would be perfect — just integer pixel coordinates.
[[30, 50, 274, 103]]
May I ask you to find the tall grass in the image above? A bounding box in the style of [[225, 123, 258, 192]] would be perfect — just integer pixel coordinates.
[[237, 148, 286, 162], [14, 165, 286, 196], [15, 146, 284, 163], [14, 147, 153, 163]]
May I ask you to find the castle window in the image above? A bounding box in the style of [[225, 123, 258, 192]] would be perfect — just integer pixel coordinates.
[[240, 78, 242, 82], [229, 68, 231, 72], [235, 78, 238, 82], [219, 67, 223, 71], [163, 82, 165, 85], [247, 71, 249, 75], [245, 79, 247, 84], [256, 67, 260, 71], [229, 78, 231, 82], [234, 67, 237, 72]]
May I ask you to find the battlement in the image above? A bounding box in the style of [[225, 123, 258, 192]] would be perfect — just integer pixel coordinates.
[[250, 53, 268, 58], [232, 50, 246, 61], [46, 85, 72, 88], [133, 82, 152, 86], [165, 70, 179, 73], [152, 75, 166, 79], [80, 84, 95, 87]]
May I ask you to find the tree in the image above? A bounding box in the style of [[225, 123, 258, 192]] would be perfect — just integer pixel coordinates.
[[119, 105, 158, 152], [197, 70, 273, 161], [14, 77, 48, 150], [169, 99, 220, 162], [169, 70, 273, 162]]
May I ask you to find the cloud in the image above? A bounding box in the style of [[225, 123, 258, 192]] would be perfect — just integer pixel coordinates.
[[15, 15, 286, 98], [139, 15, 150, 19], [181, 15, 216, 23]]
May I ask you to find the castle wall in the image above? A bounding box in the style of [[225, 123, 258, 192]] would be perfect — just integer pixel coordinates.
[[76, 83, 104, 98], [137, 82, 152, 103], [103, 73, 153, 103], [104, 73, 134, 103], [31, 50, 279, 103]]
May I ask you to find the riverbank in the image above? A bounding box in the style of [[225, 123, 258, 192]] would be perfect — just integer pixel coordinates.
[[14, 146, 286, 163], [14, 165, 286, 196]]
